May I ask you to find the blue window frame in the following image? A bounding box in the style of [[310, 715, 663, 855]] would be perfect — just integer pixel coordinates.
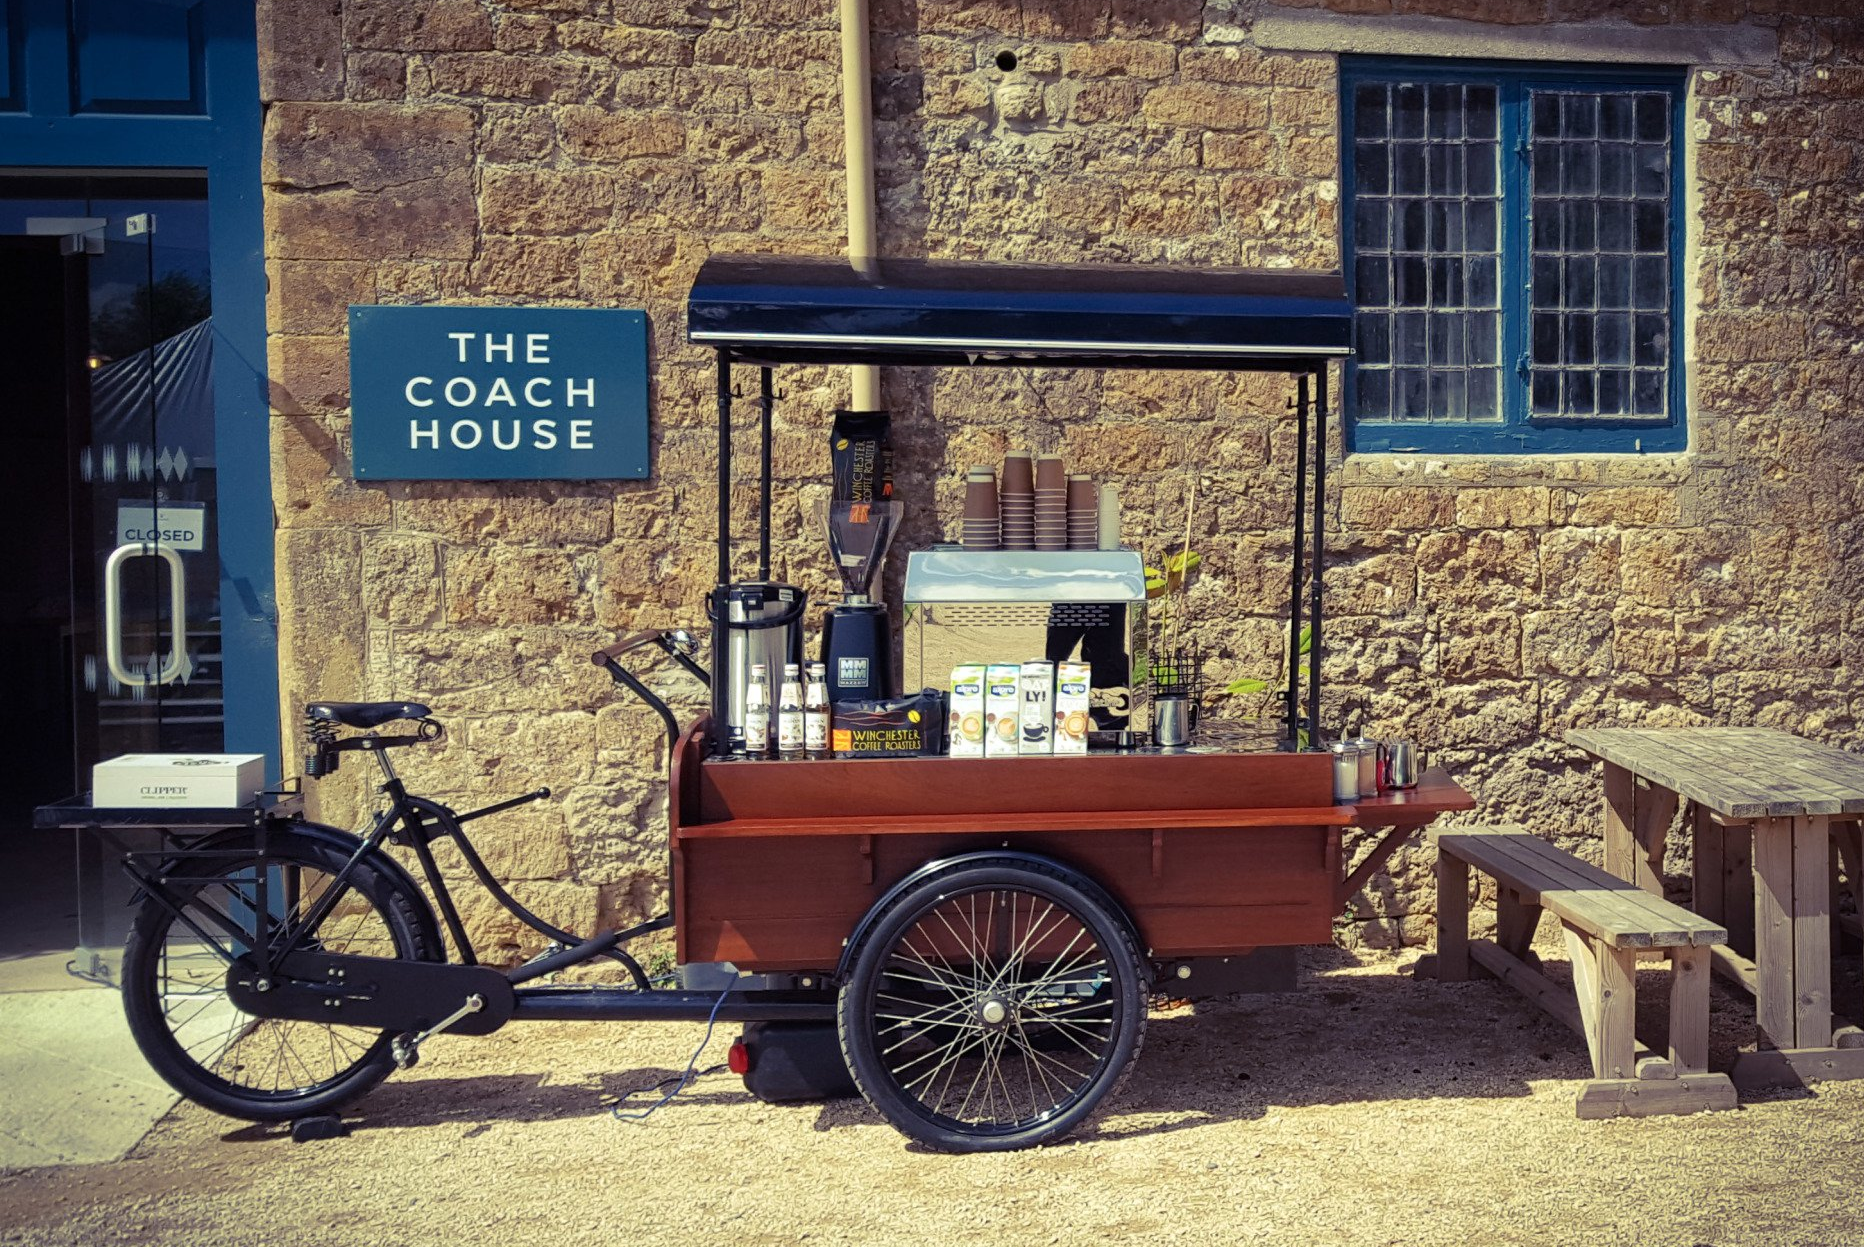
[[1341, 57, 1688, 455]]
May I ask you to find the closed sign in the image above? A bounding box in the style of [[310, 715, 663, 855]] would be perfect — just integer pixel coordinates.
[[348, 305, 650, 481], [116, 502, 207, 552]]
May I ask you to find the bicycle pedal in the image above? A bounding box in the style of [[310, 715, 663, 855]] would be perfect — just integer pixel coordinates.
[[390, 1034, 421, 1071]]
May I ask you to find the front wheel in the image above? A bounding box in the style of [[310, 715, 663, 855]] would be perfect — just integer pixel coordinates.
[[838, 858, 1147, 1152], [121, 830, 439, 1122]]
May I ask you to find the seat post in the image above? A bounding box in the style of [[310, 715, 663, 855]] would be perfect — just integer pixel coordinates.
[[368, 734, 400, 784]]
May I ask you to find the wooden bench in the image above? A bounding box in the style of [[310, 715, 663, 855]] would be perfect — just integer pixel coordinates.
[[1419, 826, 1738, 1120]]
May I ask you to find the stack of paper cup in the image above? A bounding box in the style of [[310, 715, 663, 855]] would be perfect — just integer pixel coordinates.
[[961, 468, 999, 550], [1000, 451, 1034, 551], [1096, 483, 1122, 551], [1034, 455, 1067, 552], [1066, 475, 1098, 550]]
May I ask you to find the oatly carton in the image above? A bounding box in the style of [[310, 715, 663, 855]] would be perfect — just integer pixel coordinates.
[[948, 664, 988, 757], [1018, 660, 1055, 755], [984, 664, 1022, 757], [1053, 661, 1092, 754]]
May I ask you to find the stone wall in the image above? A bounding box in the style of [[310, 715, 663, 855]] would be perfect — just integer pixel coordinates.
[[258, 0, 1864, 960]]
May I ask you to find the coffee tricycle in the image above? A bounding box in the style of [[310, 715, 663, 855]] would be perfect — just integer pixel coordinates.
[[43, 257, 1471, 1152]]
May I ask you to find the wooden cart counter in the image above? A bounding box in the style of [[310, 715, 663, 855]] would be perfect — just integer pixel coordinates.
[[668, 722, 1474, 971]]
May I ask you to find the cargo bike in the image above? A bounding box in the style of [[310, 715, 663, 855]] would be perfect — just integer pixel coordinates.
[[78, 257, 1473, 1152]]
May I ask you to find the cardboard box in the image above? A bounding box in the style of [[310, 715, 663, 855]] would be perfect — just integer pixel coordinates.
[[1018, 660, 1054, 755], [948, 664, 988, 757], [1054, 661, 1091, 754], [984, 664, 1021, 757], [92, 754, 267, 808]]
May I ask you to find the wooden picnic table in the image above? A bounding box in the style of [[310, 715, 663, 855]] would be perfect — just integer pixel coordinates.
[[1567, 726, 1864, 1089]]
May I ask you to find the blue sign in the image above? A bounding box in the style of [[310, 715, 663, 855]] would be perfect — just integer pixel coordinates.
[[348, 305, 650, 480]]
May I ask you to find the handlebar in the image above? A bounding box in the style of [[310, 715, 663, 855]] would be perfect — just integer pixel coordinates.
[[591, 629, 666, 666]]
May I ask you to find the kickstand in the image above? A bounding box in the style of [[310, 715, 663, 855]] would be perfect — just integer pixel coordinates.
[[289, 1114, 348, 1143]]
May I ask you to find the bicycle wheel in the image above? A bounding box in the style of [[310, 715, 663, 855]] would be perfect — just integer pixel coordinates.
[[121, 830, 439, 1122], [838, 858, 1147, 1153]]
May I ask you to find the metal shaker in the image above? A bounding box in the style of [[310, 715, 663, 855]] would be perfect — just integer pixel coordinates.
[[1330, 741, 1360, 801], [1351, 736, 1383, 795], [1386, 741, 1422, 789]]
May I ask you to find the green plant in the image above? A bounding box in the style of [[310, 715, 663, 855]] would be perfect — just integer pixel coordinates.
[[1223, 624, 1313, 747]]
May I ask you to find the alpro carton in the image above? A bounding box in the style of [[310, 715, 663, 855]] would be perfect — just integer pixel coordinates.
[[948, 664, 987, 758], [1053, 661, 1091, 754], [984, 664, 1021, 757]]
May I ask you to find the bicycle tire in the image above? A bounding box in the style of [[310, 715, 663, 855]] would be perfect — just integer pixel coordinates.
[[121, 829, 440, 1122], [838, 857, 1147, 1153]]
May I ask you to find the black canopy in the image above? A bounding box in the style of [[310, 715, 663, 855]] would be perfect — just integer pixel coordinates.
[[687, 254, 1351, 370]]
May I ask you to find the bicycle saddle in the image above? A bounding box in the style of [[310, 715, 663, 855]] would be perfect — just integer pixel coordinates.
[[305, 700, 432, 729]]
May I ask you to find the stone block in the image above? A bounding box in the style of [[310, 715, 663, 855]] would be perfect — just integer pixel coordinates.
[[1203, 131, 1278, 171], [1612, 604, 1678, 676], [276, 527, 366, 718], [258, 0, 342, 102], [468, 236, 583, 298], [1066, 80, 1146, 125], [1270, 88, 1333, 131], [1563, 486, 1682, 527], [481, 168, 616, 235], [1620, 528, 1749, 609], [1433, 680, 1539, 748], [557, 106, 687, 160], [481, 105, 556, 162], [347, 52, 407, 101], [1324, 547, 1418, 615], [1142, 84, 1271, 131], [268, 175, 477, 261], [265, 102, 473, 193], [762, 167, 841, 231], [266, 259, 371, 337], [362, 535, 442, 627], [1455, 486, 1550, 529], [1416, 530, 1541, 612], [1439, 611, 1521, 680], [428, 53, 612, 103], [434, 802, 573, 882], [346, 0, 493, 52], [1341, 486, 1454, 531], [266, 334, 349, 414], [273, 416, 392, 528], [494, 14, 557, 53], [1537, 528, 1621, 605], [1522, 610, 1613, 678], [1063, 41, 1176, 80], [688, 114, 804, 162]]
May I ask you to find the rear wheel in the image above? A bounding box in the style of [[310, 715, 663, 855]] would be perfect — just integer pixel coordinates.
[[121, 831, 438, 1122], [838, 858, 1147, 1152]]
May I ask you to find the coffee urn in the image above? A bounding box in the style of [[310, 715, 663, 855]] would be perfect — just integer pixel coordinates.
[[719, 581, 806, 755]]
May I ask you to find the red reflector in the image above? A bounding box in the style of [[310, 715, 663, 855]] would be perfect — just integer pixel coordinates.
[[727, 1039, 750, 1075]]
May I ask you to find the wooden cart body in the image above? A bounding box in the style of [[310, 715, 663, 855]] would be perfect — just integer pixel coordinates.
[[671, 721, 1474, 973]]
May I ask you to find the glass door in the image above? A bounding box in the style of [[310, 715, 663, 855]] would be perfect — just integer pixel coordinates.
[[74, 201, 224, 771]]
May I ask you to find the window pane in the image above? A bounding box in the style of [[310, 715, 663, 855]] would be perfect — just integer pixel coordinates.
[[1349, 77, 1504, 426], [1526, 88, 1673, 424]]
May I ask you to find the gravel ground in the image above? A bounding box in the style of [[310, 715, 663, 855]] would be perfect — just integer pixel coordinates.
[[4, 945, 1862, 1247]]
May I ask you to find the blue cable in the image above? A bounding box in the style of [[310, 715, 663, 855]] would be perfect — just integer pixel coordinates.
[[610, 987, 733, 1122]]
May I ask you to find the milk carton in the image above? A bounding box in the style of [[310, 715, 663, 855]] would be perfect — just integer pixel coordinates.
[[1053, 661, 1092, 754], [948, 664, 988, 757], [1018, 660, 1055, 755], [984, 664, 1021, 757]]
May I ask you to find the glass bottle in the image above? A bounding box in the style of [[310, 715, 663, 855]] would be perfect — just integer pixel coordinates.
[[804, 661, 831, 759], [743, 662, 771, 759], [777, 662, 805, 760]]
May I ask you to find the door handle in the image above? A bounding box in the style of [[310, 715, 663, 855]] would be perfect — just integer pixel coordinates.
[[104, 541, 189, 687]]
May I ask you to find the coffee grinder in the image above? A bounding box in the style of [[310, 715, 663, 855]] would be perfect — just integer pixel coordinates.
[[818, 497, 901, 702]]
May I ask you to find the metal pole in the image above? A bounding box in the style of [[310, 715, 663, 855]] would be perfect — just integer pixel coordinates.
[[712, 351, 732, 756], [838, 0, 882, 410], [1288, 373, 1308, 748], [1308, 365, 1327, 748], [758, 366, 774, 582]]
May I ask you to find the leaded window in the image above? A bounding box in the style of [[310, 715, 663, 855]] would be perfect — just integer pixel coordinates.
[[1342, 60, 1686, 454]]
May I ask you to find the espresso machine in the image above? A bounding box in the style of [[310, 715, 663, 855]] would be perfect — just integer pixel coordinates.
[[901, 549, 1150, 746], [818, 498, 902, 702]]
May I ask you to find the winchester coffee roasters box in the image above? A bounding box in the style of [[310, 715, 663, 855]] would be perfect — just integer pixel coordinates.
[[92, 754, 267, 808]]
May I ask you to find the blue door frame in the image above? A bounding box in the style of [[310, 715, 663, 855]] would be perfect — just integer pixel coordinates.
[[0, 0, 278, 780]]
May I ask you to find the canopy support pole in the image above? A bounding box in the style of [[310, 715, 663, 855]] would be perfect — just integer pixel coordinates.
[[1308, 364, 1327, 748], [711, 350, 733, 757], [1288, 373, 1309, 748], [758, 366, 774, 581]]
